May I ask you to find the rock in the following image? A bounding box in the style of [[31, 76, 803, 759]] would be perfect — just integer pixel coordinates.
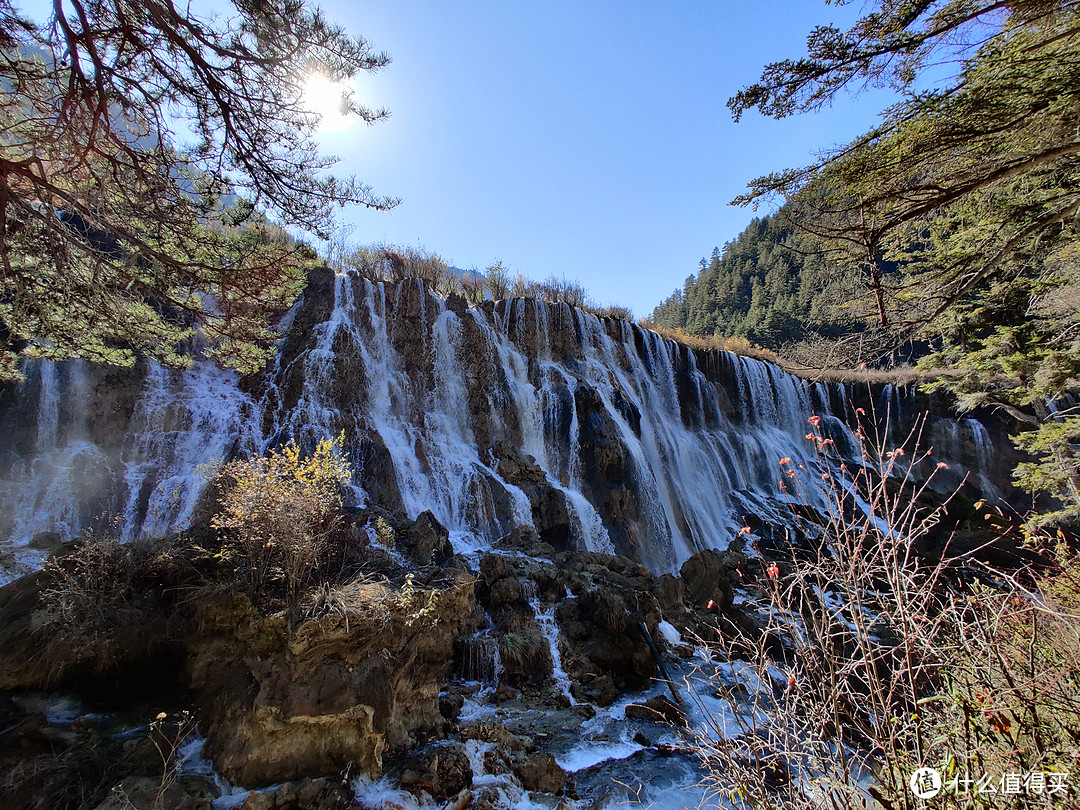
[[439, 692, 464, 721], [483, 746, 513, 776], [239, 777, 351, 810], [680, 549, 735, 612], [445, 292, 468, 316], [92, 775, 215, 810], [573, 704, 597, 720], [459, 721, 524, 751], [403, 511, 454, 566], [185, 573, 477, 787], [400, 742, 473, 801], [28, 531, 63, 554], [470, 785, 510, 810], [479, 553, 515, 585], [489, 442, 573, 550], [554, 577, 658, 700], [488, 577, 523, 606], [514, 752, 566, 794], [577, 674, 618, 706], [655, 574, 684, 615], [624, 695, 687, 727], [493, 525, 543, 555]]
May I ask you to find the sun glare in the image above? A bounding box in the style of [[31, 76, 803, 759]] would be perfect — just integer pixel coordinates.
[[303, 73, 354, 134]]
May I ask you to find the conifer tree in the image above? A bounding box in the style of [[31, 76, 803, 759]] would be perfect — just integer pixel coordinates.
[[732, 0, 1080, 523], [0, 0, 396, 378]]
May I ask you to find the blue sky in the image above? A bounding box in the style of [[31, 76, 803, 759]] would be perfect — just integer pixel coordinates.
[[313, 1, 901, 318]]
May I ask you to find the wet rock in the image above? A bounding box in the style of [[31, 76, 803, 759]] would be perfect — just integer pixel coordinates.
[[489, 442, 573, 550], [624, 695, 687, 727], [494, 525, 550, 557], [680, 549, 735, 612], [488, 577, 523, 606], [483, 746, 514, 776], [470, 785, 511, 810], [459, 721, 525, 751], [238, 776, 351, 810], [555, 586, 657, 701], [479, 553, 515, 584], [28, 531, 63, 556], [655, 574, 684, 615], [355, 437, 406, 516], [400, 741, 473, 801], [576, 673, 618, 706], [573, 704, 597, 720], [445, 292, 468, 317], [439, 692, 465, 721], [514, 752, 566, 794]]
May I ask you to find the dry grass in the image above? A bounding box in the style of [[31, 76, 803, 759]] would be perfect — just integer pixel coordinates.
[[640, 323, 780, 363]]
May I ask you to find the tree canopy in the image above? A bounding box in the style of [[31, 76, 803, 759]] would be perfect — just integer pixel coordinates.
[[0, 0, 396, 378], [728, 0, 1080, 523]]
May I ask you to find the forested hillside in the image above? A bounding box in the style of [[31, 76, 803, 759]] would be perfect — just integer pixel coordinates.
[[648, 207, 889, 364]]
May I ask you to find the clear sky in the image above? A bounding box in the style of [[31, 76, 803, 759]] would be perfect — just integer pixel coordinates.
[[312, 1, 900, 318]]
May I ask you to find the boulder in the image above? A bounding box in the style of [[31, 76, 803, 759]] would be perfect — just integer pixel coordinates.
[[680, 549, 735, 612], [624, 695, 687, 727], [238, 777, 351, 810], [185, 572, 476, 787], [402, 511, 454, 566], [514, 752, 566, 794], [400, 741, 473, 801]]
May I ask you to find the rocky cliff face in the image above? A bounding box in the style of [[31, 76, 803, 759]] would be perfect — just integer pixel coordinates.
[[186, 572, 477, 786], [0, 269, 1020, 583]]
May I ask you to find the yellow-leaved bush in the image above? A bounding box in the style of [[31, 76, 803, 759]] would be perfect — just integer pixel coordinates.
[[212, 434, 351, 620]]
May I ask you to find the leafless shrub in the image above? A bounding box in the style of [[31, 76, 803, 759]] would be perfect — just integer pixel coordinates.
[[685, 413, 1080, 809]]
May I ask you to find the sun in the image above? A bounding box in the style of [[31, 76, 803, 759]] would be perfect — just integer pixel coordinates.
[[302, 73, 354, 134]]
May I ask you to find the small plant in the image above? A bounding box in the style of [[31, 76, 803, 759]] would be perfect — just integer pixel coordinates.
[[498, 626, 549, 682], [146, 710, 197, 809], [212, 433, 351, 622], [400, 573, 440, 628], [373, 515, 396, 550]]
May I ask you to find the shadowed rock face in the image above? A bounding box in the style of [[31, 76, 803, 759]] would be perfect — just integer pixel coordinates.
[[0, 270, 1020, 580]]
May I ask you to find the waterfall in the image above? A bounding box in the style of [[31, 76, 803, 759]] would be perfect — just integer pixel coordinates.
[[522, 579, 576, 704], [0, 272, 1007, 581]]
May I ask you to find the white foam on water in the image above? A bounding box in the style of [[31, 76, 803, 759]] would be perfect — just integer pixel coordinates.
[[352, 775, 432, 809], [555, 737, 644, 774]]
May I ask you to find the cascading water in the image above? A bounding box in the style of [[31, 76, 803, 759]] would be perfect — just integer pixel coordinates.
[[521, 579, 576, 704], [0, 272, 1006, 582]]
